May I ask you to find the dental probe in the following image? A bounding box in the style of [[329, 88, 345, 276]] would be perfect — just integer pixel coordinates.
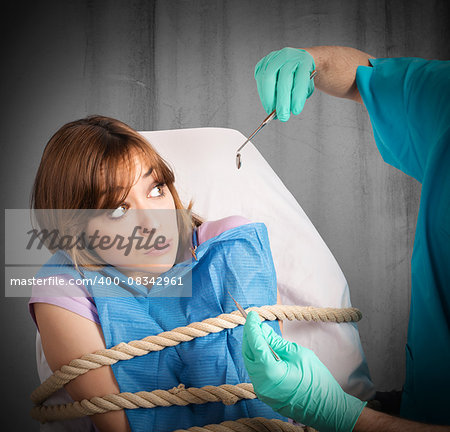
[[236, 70, 317, 169], [227, 290, 280, 361]]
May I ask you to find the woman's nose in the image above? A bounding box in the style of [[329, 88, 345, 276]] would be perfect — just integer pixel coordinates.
[[136, 209, 161, 232]]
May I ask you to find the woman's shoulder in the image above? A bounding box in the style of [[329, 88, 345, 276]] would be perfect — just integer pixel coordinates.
[[29, 273, 100, 329], [197, 215, 252, 245]]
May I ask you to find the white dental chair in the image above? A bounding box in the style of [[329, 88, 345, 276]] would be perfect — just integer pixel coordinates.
[[35, 127, 375, 431]]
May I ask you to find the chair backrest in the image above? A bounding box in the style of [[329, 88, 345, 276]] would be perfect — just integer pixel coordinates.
[[140, 127, 375, 400]]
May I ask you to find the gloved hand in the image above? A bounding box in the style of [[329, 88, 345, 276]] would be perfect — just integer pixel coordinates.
[[242, 311, 367, 432], [254, 47, 316, 122]]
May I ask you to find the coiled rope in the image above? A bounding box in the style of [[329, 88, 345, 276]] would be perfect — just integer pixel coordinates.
[[31, 304, 361, 427]]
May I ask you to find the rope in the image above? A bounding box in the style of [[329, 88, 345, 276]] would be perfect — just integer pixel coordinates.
[[31, 384, 318, 431], [171, 416, 312, 431], [32, 305, 361, 406], [31, 383, 256, 422]]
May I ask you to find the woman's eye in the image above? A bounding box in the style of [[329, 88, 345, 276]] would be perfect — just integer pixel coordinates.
[[148, 183, 165, 198], [109, 204, 128, 219]]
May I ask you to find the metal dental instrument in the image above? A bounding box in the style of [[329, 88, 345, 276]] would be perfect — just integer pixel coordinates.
[[236, 70, 317, 169], [235, 110, 276, 169], [227, 290, 280, 361]]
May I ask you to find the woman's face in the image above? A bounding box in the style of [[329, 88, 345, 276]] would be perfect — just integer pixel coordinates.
[[86, 156, 179, 278]]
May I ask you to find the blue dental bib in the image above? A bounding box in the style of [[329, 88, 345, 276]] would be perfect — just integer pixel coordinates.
[[36, 222, 286, 431]]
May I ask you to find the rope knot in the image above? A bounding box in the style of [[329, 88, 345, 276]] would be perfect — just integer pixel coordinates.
[[171, 384, 186, 394]]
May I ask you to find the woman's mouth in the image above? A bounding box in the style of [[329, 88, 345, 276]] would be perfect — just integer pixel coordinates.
[[144, 238, 173, 256]]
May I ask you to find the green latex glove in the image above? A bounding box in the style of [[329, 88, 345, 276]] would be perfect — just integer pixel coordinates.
[[242, 311, 367, 432], [254, 47, 316, 122]]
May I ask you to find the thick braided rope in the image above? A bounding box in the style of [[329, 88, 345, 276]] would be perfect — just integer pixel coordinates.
[[32, 386, 317, 432], [172, 417, 314, 431], [31, 383, 257, 422], [31, 304, 361, 407]]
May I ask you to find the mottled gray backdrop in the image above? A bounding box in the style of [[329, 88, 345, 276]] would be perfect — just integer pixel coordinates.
[[1, 0, 449, 429]]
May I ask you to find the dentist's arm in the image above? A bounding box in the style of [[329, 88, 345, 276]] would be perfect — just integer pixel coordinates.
[[254, 46, 373, 121], [354, 408, 450, 431], [242, 311, 449, 432], [303, 46, 373, 103], [242, 311, 366, 432]]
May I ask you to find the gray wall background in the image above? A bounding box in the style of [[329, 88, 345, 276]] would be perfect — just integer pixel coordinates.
[[1, 0, 449, 429]]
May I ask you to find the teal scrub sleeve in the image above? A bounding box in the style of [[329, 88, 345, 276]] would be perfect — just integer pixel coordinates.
[[356, 57, 450, 183]]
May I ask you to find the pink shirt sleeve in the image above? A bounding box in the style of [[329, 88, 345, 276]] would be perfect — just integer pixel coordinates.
[[28, 215, 252, 329], [28, 273, 100, 330], [197, 215, 251, 244]]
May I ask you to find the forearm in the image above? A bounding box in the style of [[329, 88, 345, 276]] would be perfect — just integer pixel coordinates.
[[36, 303, 132, 432], [303, 46, 373, 103], [354, 407, 450, 431]]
